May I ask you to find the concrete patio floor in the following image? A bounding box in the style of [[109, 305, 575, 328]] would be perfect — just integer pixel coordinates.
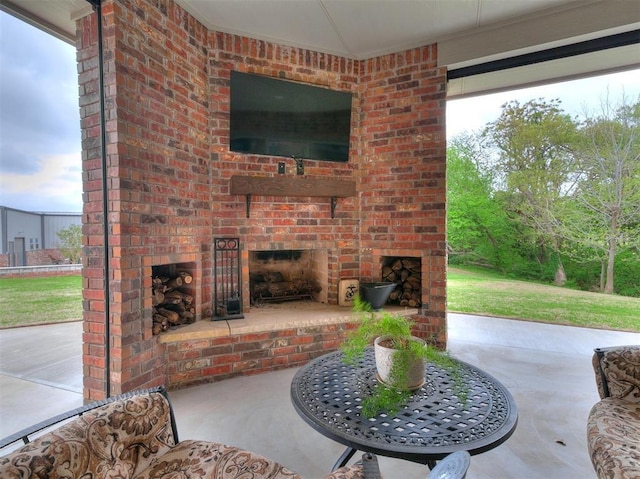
[[1, 312, 639, 478]]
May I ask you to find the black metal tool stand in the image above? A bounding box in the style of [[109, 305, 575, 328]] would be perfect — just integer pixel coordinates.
[[213, 237, 244, 320]]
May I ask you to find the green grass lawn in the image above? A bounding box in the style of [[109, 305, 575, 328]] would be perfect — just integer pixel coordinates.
[[448, 266, 640, 332], [0, 275, 83, 328], [1, 269, 638, 331]]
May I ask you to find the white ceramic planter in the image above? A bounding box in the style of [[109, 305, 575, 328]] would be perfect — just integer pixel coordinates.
[[374, 335, 426, 390]]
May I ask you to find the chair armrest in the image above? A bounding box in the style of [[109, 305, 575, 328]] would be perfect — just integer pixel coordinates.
[[0, 386, 177, 451], [593, 346, 640, 401]]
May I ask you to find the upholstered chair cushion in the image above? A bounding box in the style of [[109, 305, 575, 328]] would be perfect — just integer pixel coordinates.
[[588, 346, 640, 479], [0, 388, 369, 479], [134, 440, 302, 479], [587, 397, 640, 479], [323, 465, 365, 479], [0, 392, 176, 479]]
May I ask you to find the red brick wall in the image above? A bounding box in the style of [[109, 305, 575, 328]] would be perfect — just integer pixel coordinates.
[[78, 0, 447, 399], [77, 9, 106, 401], [358, 48, 448, 346], [164, 323, 354, 389], [26, 249, 67, 266], [78, 0, 213, 399], [209, 32, 361, 307]]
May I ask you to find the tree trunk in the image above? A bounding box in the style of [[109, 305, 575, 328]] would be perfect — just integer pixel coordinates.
[[604, 213, 618, 294], [553, 261, 566, 286]]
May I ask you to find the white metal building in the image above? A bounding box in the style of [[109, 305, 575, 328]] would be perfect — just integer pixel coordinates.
[[0, 206, 81, 266]]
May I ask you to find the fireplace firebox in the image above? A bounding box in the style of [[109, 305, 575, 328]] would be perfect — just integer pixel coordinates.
[[249, 249, 327, 305]]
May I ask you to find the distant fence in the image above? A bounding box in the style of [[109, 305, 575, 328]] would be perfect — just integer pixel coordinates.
[[0, 264, 82, 278]]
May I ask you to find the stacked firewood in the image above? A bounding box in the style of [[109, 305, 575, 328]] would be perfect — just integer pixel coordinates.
[[383, 258, 422, 308], [152, 271, 195, 335], [250, 271, 322, 303]]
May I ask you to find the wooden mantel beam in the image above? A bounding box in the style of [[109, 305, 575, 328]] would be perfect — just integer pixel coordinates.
[[230, 175, 356, 198], [230, 175, 356, 218]]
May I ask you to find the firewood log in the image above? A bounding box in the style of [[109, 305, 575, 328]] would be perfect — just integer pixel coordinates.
[[252, 282, 269, 297], [165, 301, 186, 313], [264, 272, 285, 283], [178, 272, 193, 284], [153, 313, 168, 326], [406, 275, 421, 289], [402, 258, 421, 272], [161, 296, 183, 305], [156, 307, 180, 324], [267, 282, 295, 297], [152, 277, 168, 293], [152, 290, 165, 306], [164, 290, 194, 304], [165, 277, 183, 290]]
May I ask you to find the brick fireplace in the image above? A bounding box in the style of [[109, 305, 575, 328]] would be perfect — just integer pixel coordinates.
[[78, 0, 447, 400]]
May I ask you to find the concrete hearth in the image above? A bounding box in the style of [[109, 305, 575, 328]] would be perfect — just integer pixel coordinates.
[[160, 301, 415, 342]]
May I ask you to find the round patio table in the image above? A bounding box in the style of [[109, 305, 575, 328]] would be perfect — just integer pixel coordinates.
[[290, 348, 518, 470]]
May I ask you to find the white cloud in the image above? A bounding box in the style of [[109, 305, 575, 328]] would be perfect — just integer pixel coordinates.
[[0, 152, 82, 212], [447, 69, 640, 139], [0, 11, 80, 213]]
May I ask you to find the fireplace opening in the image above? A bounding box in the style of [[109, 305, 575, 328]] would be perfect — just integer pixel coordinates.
[[151, 262, 197, 335], [249, 249, 327, 305], [381, 256, 422, 308]]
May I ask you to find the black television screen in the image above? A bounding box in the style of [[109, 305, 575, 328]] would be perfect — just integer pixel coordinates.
[[230, 71, 352, 162]]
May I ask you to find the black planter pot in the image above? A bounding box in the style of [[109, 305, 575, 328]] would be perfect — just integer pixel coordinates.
[[359, 282, 397, 311]]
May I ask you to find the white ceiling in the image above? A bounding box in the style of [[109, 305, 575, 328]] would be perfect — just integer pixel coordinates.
[[179, 0, 568, 60], [2, 0, 639, 97]]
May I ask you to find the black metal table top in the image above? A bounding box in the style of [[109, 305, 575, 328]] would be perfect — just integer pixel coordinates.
[[290, 349, 518, 465]]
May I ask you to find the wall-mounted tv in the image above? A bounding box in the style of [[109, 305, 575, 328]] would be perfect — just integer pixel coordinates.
[[230, 71, 353, 163]]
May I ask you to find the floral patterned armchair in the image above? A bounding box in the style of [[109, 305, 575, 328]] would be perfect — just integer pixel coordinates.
[[0, 387, 367, 479], [587, 345, 640, 479]]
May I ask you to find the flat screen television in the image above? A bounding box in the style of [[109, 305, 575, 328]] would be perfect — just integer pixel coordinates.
[[230, 71, 353, 162]]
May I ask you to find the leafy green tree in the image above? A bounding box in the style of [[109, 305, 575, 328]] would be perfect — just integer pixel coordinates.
[[56, 224, 82, 264], [568, 98, 640, 293], [447, 134, 516, 271], [483, 98, 579, 283]]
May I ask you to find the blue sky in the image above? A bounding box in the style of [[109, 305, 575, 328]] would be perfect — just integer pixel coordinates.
[[1, 10, 638, 213], [0, 11, 81, 213]]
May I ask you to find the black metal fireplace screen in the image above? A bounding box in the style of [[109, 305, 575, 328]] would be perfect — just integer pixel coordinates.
[[213, 238, 244, 321]]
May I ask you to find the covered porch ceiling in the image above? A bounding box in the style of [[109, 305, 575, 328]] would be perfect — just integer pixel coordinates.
[[1, 0, 638, 98]]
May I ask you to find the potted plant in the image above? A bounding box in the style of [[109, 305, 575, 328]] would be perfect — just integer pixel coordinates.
[[342, 295, 461, 417]]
